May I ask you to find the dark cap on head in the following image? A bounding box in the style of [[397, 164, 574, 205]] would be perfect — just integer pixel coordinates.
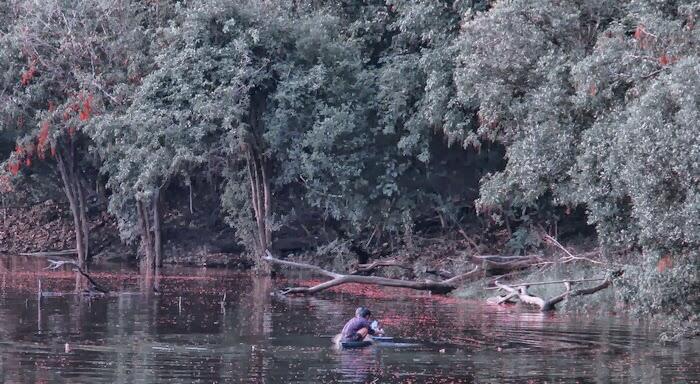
[[359, 307, 372, 318]]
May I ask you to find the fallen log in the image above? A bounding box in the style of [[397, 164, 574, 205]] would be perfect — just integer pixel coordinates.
[[470, 254, 542, 275], [264, 251, 480, 295], [492, 277, 612, 311], [350, 259, 412, 275], [19, 249, 77, 257]]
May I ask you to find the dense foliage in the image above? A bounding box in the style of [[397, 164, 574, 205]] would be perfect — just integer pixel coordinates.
[[0, 0, 697, 323]]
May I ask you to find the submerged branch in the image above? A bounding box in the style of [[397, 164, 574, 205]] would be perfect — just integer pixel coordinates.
[[46, 259, 109, 293]]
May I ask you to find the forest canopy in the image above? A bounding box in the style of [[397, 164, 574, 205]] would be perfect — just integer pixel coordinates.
[[0, 0, 697, 326]]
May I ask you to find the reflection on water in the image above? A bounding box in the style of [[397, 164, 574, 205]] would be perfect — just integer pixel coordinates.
[[0, 256, 697, 383]]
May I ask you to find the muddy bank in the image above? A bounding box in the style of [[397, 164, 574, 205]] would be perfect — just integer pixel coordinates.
[[0, 200, 251, 268]]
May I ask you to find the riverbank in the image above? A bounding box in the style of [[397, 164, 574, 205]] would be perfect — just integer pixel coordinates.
[[2, 200, 696, 342]]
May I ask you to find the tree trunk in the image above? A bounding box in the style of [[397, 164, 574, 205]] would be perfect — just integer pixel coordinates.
[[76, 176, 89, 264], [244, 88, 273, 272], [259, 152, 272, 248], [153, 188, 162, 271], [137, 199, 154, 276], [56, 142, 90, 291], [246, 147, 271, 272], [56, 147, 88, 270], [188, 178, 194, 215]]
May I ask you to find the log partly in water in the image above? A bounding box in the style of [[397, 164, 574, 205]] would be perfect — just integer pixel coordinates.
[[491, 277, 613, 311], [263, 251, 480, 295]]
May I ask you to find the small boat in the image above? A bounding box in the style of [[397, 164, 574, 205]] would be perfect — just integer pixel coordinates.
[[340, 340, 373, 349], [337, 335, 394, 349]]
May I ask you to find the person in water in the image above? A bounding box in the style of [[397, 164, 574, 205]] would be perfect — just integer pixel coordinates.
[[340, 307, 383, 342]]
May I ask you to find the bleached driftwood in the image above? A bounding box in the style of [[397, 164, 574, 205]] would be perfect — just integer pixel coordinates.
[[491, 277, 612, 311]]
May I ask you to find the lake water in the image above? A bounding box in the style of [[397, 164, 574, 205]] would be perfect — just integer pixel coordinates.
[[0, 256, 697, 383]]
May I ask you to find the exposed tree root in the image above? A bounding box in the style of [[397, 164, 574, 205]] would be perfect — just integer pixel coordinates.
[[264, 251, 480, 295]]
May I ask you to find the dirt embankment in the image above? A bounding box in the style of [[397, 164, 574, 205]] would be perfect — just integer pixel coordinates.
[[0, 200, 251, 268], [1, 200, 80, 254]]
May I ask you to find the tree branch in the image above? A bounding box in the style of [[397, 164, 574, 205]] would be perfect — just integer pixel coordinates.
[[542, 234, 602, 264], [46, 259, 109, 293]]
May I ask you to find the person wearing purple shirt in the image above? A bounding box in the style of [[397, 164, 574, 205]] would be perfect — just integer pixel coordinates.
[[340, 307, 383, 342]]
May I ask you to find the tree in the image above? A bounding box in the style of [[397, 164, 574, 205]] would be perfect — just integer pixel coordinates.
[[454, 0, 699, 321], [0, 0, 146, 271]]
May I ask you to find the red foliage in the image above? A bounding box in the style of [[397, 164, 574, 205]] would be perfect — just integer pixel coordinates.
[[79, 94, 93, 121], [8, 160, 20, 176], [634, 24, 645, 41], [25, 157, 32, 167], [20, 62, 37, 86], [51, 145, 57, 158], [37, 121, 50, 158], [15, 144, 24, 156], [658, 54, 676, 66]]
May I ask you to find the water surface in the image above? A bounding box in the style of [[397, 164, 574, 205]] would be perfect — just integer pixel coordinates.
[[0, 256, 697, 383]]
